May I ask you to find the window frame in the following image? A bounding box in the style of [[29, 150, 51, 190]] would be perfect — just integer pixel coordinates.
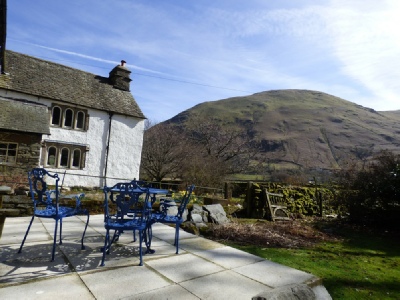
[[0, 142, 18, 165], [60, 147, 70, 167], [47, 146, 57, 167], [50, 104, 88, 131], [63, 108, 74, 128], [71, 148, 82, 168], [75, 111, 85, 130], [44, 142, 88, 170], [51, 106, 62, 126]]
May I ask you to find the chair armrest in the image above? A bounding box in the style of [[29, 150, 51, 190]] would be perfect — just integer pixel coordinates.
[[60, 193, 85, 208]]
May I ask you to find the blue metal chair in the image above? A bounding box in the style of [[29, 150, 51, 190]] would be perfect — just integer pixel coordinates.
[[151, 184, 195, 254], [18, 168, 90, 261], [101, 182, 152, 266]]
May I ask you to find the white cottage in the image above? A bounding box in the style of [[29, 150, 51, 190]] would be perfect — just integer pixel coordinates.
[[0, 50, 146, 188]]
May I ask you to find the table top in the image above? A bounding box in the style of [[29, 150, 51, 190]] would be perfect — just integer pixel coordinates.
[[147, 188, 169, 195], [109, 187, 168, 195]]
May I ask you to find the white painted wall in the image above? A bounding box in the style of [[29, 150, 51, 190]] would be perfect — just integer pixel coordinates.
[[0, 90, 145, 187], [106, 114, 144, 187]]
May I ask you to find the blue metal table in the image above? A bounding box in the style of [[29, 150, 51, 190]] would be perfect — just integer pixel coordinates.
[[107, 186, 169, 254]]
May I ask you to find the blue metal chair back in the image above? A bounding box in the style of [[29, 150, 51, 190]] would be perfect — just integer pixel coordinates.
[[176, 184, 195, 219], [29, 168, 60, 212], [130, 178, 148, 187], [104, 181, 151, 222]]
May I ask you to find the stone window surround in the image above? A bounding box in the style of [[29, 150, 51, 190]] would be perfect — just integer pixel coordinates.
[[50, 104, 88, 131], [42, 141, 89, 170]]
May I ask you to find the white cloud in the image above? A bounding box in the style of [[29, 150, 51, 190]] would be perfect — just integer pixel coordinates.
[[323, 0, 400, 110]]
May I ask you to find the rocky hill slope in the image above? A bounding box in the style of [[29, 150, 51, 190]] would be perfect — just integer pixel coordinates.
[[165, 89, 400, 172]]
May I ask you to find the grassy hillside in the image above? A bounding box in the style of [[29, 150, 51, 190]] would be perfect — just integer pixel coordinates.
[[166, 89, 400, 173]]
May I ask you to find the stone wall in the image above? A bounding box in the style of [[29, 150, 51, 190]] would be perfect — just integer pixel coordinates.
[[0, 194, 31, 216], [0, 130, 42, 188]]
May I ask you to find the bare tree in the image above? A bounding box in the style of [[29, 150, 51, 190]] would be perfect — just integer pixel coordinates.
[[140, 123, 187, 182], [140, 115, 261, 187], [184, 116, 260, 174]]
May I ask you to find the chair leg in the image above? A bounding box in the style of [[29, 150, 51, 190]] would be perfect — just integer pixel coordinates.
[[52, 220, 59, 262], [144, 225, 154, 254], [175, 224, 180, 254], [101, 229, 110, 266], [18, 215, 35, 254], [59, 218, 63, 245], [138, 229, 143, 266], [80, 212, 90, 250]]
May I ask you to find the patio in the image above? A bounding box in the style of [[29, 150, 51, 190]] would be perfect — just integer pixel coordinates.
[[0, 215, 331, 299]]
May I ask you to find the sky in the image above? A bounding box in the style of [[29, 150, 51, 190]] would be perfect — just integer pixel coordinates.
[[5, 0, 400, 122]]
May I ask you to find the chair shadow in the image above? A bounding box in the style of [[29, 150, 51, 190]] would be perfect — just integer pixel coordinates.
[[0, 244, 73, 285], [0, 235, 146, 286]]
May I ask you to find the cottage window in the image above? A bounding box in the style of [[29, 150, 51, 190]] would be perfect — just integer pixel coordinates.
[[50, 105, 88, 131], [0, 142, 18, 164], [64, 109, 74, 128], [75, 111, 85, 129], [43, 142, 87, 169], [51, 106, 62, 126], [72, 149, 81, 168], [60, 148, 70, 167], [47, 147, 57, 166]]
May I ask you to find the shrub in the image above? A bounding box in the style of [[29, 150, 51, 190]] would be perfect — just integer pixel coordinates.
[[337, 150, 400, 228]]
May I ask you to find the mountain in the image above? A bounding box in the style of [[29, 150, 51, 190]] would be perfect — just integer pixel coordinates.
[[165, 89, 400, 172]]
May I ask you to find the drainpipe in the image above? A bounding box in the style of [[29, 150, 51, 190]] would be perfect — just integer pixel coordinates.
[[104, 112, 113, 187], [0, 0, 7, 74]]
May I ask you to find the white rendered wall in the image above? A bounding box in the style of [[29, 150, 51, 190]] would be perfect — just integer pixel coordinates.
[[0, 90, 145, 187], [105, 114, 145, 187]]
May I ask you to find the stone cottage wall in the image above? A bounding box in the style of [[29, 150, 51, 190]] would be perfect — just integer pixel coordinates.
[[0, 130, 41, 188], [0, 194, 31, 216]]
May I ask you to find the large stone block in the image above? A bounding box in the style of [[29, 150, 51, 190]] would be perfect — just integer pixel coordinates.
[[203, 204, 230, 225], [252, 284, 315, 300]]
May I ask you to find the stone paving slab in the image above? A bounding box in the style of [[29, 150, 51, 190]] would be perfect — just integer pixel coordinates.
[[80, 265, 171, 300], [135, 284, 201, 300], [192, 246, 265, 269], [234, 259, 315, 288], [146, 253, 224, 283], [180, 269, 272, 300], [143, 237, 188, 260], [0, 218, 49, 245], [0, 273, 94, 299], [178, 236, 226, 252], [151, 223, 198, 243]]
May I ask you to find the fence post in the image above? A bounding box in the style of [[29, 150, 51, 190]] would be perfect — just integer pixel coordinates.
[[245, 181, 253, 217], [318, 191, 323, 217], [224, 182, 231, 200], [313, 176, 323, 217]]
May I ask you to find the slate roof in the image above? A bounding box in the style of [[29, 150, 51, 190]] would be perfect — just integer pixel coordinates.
[[0, 50, 145, 119], [0, 97, 50, 134]]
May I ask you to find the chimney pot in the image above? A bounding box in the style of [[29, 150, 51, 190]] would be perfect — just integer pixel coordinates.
[[121, 60, 126, 66]]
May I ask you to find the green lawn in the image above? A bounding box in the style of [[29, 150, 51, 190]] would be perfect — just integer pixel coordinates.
[[229, 226, 400, 299]]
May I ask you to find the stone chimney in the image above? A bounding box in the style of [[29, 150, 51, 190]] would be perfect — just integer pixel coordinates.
[[109, 60, 132, 91]]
